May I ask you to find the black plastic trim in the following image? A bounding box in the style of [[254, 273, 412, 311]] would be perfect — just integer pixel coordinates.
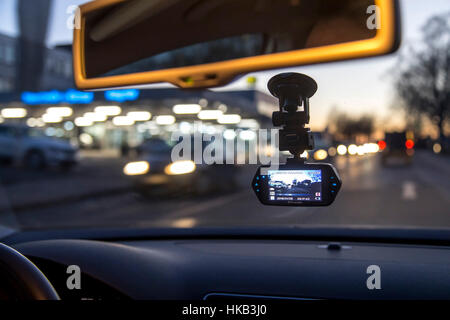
[[3, 226, 450, 247]]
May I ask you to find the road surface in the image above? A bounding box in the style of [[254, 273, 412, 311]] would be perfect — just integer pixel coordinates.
[[1, 151, 449, 230]]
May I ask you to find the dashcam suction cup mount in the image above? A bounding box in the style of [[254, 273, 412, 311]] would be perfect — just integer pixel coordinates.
[[268, 73, 318, 159]]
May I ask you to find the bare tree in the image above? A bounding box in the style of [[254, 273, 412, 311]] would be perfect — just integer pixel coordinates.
[[394, 12, 450, 140]]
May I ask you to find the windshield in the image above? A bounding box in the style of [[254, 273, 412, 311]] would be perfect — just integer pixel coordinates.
[[0, 0, 449, 234]]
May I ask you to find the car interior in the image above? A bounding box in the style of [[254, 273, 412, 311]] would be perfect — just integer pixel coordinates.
[[2, 227, 450, 300], [0, 0, 449, 304]]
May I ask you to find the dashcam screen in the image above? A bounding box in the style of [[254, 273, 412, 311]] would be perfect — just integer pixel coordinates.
[[268, 170, 322, 202]]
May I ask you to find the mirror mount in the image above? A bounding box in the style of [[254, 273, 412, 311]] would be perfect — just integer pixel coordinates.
[[268, 73, 317, 159]]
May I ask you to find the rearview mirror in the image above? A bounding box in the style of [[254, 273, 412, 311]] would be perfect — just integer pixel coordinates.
[[73, 0, 400, 90]]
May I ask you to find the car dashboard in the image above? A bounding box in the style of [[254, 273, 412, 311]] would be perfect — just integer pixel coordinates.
[[9, 237, 450, 300]]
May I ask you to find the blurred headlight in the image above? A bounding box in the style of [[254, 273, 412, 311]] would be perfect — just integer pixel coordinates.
[[328, 147, 337, 157], [79, 133, 94, 146], [348, 144, 358, 155], [357, 145, 366, 156], [165, 160, 196, 175], [337, 145, 347, 155], [367, 143, 379, 153], [362, 143, 371, 154], [124, 161, 150, 176], [314, 149, 328, 161], [433, 143, 442, 154], [300, 151, 309, 159]]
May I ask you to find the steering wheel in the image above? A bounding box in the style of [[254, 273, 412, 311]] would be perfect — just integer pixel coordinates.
[[0, 243, 60, 300]]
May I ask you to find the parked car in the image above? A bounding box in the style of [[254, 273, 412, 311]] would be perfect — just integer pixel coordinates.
[[0, 124, 78, 170]]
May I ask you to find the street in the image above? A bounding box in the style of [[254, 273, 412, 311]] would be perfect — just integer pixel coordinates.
[[1, 150, 449, 230]]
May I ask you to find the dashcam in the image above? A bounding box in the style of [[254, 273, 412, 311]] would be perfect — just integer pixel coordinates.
[[252, 162, 341, 206], [254, 72, 342, 207]]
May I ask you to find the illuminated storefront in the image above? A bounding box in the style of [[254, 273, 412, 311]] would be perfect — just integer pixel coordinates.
[[0, 88, 277, 151]]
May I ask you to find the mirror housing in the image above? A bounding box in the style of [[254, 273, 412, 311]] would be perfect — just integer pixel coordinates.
[[73, 0, 400, 90]]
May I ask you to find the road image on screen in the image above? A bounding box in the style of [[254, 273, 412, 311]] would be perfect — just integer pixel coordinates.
[[268, 170, 322, 202]]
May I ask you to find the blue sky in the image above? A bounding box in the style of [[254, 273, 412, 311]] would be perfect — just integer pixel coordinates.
[[0, 0, 448, 131]]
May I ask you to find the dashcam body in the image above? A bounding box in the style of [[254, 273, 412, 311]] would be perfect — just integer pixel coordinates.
[[252, 162, 341, 207], [253, 72, 342, 207]]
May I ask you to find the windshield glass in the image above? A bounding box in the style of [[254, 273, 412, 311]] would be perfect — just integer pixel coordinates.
[[0, 0, 449, 233]]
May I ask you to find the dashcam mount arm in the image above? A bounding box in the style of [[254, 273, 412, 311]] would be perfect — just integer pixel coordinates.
[[268, 73, 318, 159]]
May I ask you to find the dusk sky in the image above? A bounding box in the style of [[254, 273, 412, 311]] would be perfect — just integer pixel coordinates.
[[0, 0, 448, 133]]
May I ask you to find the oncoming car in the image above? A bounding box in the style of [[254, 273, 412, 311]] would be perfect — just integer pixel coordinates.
[[123, 137, 241, 196]]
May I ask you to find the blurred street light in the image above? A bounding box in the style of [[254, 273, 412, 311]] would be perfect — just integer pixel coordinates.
[[156, 115, 176, 125], [84, 112, 107, 122], [173, 104, 201, 114], [1, 108, 27, 118], [198, 110, 223, 120], [113, 116, 135, 126], [75, 117, 93, 127], [95, 106, 122, 116], [218, 114, 241, 124], [47, 107, 73, 117], [42, 113, 63, 123], [127, 111, 152, 121]]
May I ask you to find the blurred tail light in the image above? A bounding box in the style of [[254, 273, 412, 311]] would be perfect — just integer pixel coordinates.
[[405, 139, 414, 149], [378, 140, 386, 150]]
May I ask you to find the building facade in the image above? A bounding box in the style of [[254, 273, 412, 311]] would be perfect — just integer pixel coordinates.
[[0, 33, 74, 94]]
